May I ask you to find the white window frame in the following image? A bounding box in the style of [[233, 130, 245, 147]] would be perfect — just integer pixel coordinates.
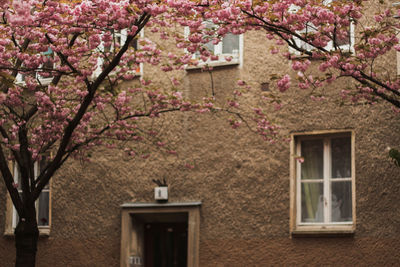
[[184, 24, 243, 69], [94, 29, 144, 78], [290, 130, 356, 234], [289, 1, 355, 55]]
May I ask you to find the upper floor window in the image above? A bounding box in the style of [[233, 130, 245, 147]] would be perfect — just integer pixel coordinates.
[[289, 0, 354, 55], [186, 22, 242, 68], [95, 29, 143, 78], [291, 131, 355, 234], [16, 47, 55, 85]]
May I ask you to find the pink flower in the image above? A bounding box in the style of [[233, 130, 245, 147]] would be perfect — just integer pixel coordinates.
[[225, 56, 232, 62], [228, 100, 239, 108], [237, 80, 246, 86], [185, 163, 195, 169], [277, 75, 291, 92], [270, 48, 279, 54], [0, 92, 6, 103]]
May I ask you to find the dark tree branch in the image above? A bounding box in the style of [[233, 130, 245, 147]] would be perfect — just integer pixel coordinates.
[[0, 144, 23, 215]]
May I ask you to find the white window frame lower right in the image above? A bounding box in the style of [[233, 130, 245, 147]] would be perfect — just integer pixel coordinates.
[[290, 130, 356, 234]]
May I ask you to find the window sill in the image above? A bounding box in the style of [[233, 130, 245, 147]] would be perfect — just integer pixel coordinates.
[[16, 78, 53, 86], [4, 227, 50, 238], [91, 71, 142, 81], [291, 225, 355, 237], [186, 59, 239, 70]]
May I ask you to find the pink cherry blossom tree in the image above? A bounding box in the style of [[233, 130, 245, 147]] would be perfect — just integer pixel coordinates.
[[0, 0, 399, 266], [0, 1, 201, 265]]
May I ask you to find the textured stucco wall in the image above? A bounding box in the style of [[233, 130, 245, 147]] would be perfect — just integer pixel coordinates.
[[1, 6, 400, 267]]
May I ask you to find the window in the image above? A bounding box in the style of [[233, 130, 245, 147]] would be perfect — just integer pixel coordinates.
[[289, 1, 354, 55], [185, 22, 243, 68], [4, 158, 51, 235], [95, 29, 143, 78], [16, 47, 55, 85], [290, 131, 355, 234], [201, 22, 240, 61]]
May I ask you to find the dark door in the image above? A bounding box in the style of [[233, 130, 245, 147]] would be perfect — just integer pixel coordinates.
[[144, 222, 188, 267]]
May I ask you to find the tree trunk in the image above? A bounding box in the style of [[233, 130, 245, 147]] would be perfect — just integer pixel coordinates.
[[14, 206, 39, 267]]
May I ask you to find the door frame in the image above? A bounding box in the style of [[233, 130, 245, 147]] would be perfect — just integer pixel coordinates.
[[120, 202, 201, 267]]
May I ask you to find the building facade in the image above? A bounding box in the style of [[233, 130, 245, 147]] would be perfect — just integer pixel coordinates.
[[1, 9, 400, 267]]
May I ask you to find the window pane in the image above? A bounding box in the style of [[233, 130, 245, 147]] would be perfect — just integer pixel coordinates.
[[204, 40, 214, 54], [115, 34, 122, 47], [301, 139, 323, 180], [42, 59, 53, 71], [204, 21, 216, 54], [301, 182, 324, 223], [39, 158, 49, 189], [222, 33, 239, 54], [14, 209, 19, 227], [331, 137, 351, 178], [15, 166, 22, 189], [13, 192, 23, 227], [39, 48, 54, 78], [334, 28, 350, 47], [331, 181, 352, 222], [131, 38, 138, 50], [38, 192, 49, 226]]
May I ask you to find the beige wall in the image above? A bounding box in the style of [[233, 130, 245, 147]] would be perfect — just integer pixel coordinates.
[[1, 8, 400, 267]]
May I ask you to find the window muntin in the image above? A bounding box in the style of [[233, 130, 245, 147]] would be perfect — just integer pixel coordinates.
[[12, 158, 50, 228], [296, 134, 353, 226]]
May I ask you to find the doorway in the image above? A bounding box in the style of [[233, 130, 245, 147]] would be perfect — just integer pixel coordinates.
[[120, 202, 201, 267], [144, 222, 188, 267]]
